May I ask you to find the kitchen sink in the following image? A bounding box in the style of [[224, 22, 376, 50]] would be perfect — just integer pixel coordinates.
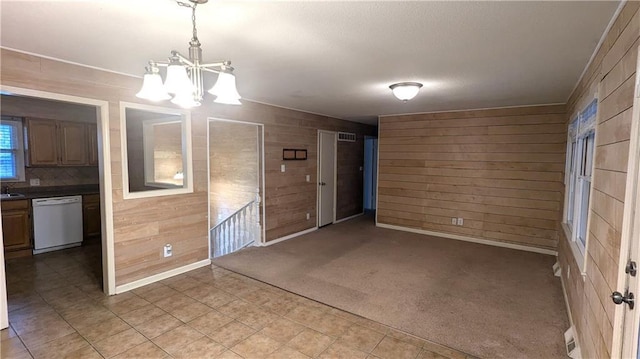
[[0, 193, 25, 199]]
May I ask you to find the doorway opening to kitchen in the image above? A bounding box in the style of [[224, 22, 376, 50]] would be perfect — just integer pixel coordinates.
[[0, 87, 114, 331], [208, 118, 265, 258]]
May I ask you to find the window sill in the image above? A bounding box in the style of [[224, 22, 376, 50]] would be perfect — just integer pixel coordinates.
[[562, 223, 587, 280]]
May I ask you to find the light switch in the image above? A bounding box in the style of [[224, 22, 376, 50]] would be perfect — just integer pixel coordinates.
[[306, 175, 310, 182], [281, 164, 286, 172]]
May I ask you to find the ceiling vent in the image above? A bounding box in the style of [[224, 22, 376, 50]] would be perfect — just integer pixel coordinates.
[[338, 132, 356, 142]]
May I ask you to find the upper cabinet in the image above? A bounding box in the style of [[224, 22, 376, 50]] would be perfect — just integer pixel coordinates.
[[25, 119, 58, 166], [25, 118, 96, 167]]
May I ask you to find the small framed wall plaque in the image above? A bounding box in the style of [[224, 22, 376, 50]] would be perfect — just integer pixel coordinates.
[[283, 148, 307, 160]]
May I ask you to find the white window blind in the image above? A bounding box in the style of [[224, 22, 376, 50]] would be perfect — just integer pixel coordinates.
[[0, 117, 25, 181]]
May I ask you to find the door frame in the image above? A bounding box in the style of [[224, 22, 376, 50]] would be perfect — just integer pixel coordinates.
[[614, 46, 640, 357], [0, 85, 116, 297], [317, 130, 337, 227], [207, 117, 266, 250]]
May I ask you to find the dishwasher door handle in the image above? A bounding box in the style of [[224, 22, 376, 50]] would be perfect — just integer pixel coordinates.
[[33, 197, 81, 206]]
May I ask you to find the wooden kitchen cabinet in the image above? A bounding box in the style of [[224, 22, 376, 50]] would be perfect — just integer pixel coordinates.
[[83, 194, 101, 238], [25, 118, 58, 166], [87, 123, 98, 166], [25, 118, 95, 167], [59, 121, 88, 165], [2, 200, 32, 258]]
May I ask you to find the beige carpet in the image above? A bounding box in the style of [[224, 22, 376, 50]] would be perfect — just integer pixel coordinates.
[[213, 214, 569, 359]]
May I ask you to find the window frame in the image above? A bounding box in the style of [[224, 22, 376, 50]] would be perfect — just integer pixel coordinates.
[[0, 117, 26, 182], [563, 99, 598, 272]]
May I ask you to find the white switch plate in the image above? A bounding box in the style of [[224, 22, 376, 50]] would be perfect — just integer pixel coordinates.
[[451, 217, 457, 225], [306, 213, 310, 220], [457, 217, 464, 226], [306, 175, 310, 182], [30, 178, 40, 186], [281, 164, 285, 172], [163, 244, 173, 257]]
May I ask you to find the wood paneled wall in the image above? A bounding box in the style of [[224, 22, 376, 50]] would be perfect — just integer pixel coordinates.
[[559, 3, 639, 358], [378, 105, 567, 251], [0, 48, 374, 287]]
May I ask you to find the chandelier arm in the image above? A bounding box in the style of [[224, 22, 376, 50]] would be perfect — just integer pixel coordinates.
[[199, 62, 227, 68], [171, 51, 195, 67], [200, 67, 222, 74]]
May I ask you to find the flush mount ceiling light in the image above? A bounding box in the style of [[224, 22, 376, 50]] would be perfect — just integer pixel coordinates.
[[389, 82, 423, 102], [136, 0, 241, 108]]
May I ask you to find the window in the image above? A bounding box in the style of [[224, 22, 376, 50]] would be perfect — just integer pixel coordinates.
[[0, 117, 25, 182], [564, 100, 597, 259]]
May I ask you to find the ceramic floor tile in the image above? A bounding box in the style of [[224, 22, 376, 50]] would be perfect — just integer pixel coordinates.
[[104, 296, 151, 315], [118, 304, 166, 326], [207, 320, 256, 348], [286, 329, 334, 358], [387, 329, 428, 348], [187, 310, 234, 337], [74, 316, 131, 343], [135, 286, 181, 303], [163, 275, 202, 292], [93, 328, 147, 358], [259, 317, 306, 343], [215, 350, 244, 359], [151, 324, 204, 356], [19, 321, 76, 349], [111, 341, 169, 359], [417, 350, 450, 359], [62, 345, 104, 359], [318, 342, 368, 359], [171, 336, 226, 359], [134, 313, 183, 339], [164, 300, 213, 323], [1, 336, 29, 357], [265, 346, 311, 359], [231, 333, 282, 359], [235, 306, 280, 330], [372, 336, 421, 359], [306, 313, 353, 338], [337, 324, 385, 353], [29, 332, 90, 359]]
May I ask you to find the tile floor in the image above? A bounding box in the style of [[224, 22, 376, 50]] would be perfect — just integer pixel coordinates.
[[1, 243, 476, 359]]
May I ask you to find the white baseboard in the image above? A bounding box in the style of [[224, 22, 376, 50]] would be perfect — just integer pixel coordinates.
[[334, 212, 364, 224], [258, 227, 318, 247], [115, 259, 211, 294], [376, 223, 558, 256]]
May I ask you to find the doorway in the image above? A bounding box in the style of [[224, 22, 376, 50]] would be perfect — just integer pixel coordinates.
[[318, 130, 337, 227], [363, 136, 378, 211], [0, 86, 114, 330], [208, 118, 265, 257]]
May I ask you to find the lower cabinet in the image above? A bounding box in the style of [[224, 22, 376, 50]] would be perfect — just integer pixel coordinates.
[[2, 200, 32, 258], [83, 194, 101, 238]]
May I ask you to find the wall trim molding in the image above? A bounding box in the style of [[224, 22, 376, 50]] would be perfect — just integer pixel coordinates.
[[334, 212, 364, 224], [258, 227, 318, 247], [376, 223, 558, 256], [114, 259, 211, 294]]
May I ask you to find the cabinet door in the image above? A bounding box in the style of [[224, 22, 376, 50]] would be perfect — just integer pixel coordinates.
[[87, 123, 98, 166], [2, 209, 31, 251], [83, 194, 101, 238], [59, 121, 88, 165], [26, 118, 58, 166]]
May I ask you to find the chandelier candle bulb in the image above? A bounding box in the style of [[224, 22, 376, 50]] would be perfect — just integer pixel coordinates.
[[136, 0, 241, 108]]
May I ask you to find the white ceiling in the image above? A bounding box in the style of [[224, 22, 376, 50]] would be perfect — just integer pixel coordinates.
[[0, 1, 619, 125]]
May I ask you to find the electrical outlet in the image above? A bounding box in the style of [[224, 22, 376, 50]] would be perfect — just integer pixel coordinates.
[[163, 244, 173, 257], [30, 178, 40, 186], [306, 213, 310, 220], [457, 217, 464, 226], [281, 164, 286, 172], [451, 217, 457, 225]]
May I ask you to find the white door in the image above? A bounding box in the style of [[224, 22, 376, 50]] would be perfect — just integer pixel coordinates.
[[616, 46, 640, 358], [318, 131, 336, 227]]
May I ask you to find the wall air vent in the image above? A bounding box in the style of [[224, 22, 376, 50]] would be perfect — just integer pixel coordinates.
[[338, 132, 356, 142]]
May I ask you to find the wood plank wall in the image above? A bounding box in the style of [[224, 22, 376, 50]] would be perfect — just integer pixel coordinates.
[[0, 48, 375, 287], [378, 105, 567, 251], [559, 3, 639, 358]]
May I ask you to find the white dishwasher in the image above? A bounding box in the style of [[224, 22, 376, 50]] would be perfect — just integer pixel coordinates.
[[32, 196, 83, 254]]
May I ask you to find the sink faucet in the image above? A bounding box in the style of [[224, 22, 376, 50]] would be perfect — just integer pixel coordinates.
[[2, 186, 9, 194]]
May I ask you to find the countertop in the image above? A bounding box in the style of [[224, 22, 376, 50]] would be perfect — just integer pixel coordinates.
[[1, 185, 100, 202]]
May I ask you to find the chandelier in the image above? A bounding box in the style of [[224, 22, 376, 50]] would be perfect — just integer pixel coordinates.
[[136, 0, 241, 107]]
